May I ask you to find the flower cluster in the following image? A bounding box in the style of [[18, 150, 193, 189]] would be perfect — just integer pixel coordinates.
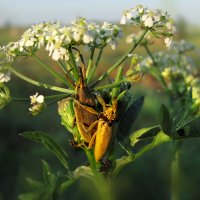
[[140, 41, 199, 115], [169, 40, 194, 54], [1, 18, 122, 62], [120, 5, 176, 47], [0, 71, 11, 83], [29, 93, 45, 116]]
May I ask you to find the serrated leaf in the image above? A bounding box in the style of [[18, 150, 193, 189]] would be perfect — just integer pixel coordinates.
[[132, 131, 171, 160], [129, 126, 160, 147], [20, 131, 69, 170], [113, 130, 171, 177], [159, 104, 173, 136], [173, 88, 193, 130], [117, 96, 144, 141]]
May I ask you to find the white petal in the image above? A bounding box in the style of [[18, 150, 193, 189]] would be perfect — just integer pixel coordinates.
[[126, 12, 132, 19], [36, 95, 44, 103], [120, 16, 126, 25], [144, 17, 153, 27], [83, 34, 93, 44], [164, 37, 172, 47], [52, 50, 60, 61]]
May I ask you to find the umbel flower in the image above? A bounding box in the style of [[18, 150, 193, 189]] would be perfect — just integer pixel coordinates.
[[121, 5, 176, 47], [1, 18, 122, 62]]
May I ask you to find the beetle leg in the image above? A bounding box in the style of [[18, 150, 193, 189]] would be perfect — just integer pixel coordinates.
[[76, 120, 98, 143], [96, 95, 107, 111], [88, 131, 97, 149]]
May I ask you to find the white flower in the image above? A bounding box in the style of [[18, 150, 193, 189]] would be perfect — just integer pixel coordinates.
[[30, 93, 44, 104], [120, 15, 126, 25], [120, 10, 133, 25], [165, 37, 172, 47], [83, 33, 93, 44], [141, 11, 155, 27], [0, 71, 11, 82]]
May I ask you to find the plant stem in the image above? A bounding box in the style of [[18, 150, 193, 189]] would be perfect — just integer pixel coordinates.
[[143, 44, 173, 103], [143, 44, 157, 66], [8, 66, 74, 94], [94, 80, 127, 91], [171, 143, 181, 200], [86, 47, 95, 80], [33, 55, 68, 86], [87, 48, 103, 84], [68, 46, 79, 81], [84, 149, 114, 200], [57, 60, 75, 89], [90, 29, 148, 88]]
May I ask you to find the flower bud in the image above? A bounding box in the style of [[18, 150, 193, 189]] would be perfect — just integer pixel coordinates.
[[0, 84, 11, 109]]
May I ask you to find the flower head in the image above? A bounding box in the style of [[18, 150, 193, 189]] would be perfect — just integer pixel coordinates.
[[29, 93, 45, 116], [0, 71, 11, 83]]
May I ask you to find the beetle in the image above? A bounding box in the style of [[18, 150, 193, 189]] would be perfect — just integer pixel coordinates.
[[76, 95, 118, 161], [73, 74, 98, 144]]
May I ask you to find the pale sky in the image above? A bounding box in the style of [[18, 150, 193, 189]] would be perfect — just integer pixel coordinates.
[[0, 0, 199, 26]]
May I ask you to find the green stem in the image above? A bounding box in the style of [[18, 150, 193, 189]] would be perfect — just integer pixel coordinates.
[[90, 29, 148, 88], [94, 80, 128, 91], [86, 48, 95, 79], [171, 144, 181, 200], [11, 97, 29, 101], [33, 55, 68, 86], [57, 60, 75, 90], [8, 66, 74, 94], [68, 47, 79, 81], [84, 149, 114, 200], [143, 44, 173, 103], [143, 44, 157, 66], [57, 60, 67, 74], [87, 48, 103, 84]]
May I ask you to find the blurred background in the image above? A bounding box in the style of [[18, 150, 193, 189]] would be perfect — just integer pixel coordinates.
[[0, 1, 200, 200]]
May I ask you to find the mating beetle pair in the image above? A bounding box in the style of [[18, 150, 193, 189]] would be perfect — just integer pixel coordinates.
[[74, 77, 118, 162]]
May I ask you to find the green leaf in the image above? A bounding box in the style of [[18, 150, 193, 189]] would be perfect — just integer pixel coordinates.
[[173, 88, 193, 130], [117, 96, 144, 141], [42, 160, 55, 187], [113, 156, 132, 177], [20, 131, 69, 170], [159, 104, 173, 136], [26, 177, 44, 189], [132, 131, 171, 160], [59, 179, 74, 194]]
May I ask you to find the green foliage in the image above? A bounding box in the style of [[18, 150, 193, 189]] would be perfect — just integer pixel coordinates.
[[159, 104, 173, 136], [117, 96, 144, 141], [20, 131, 69, 170], [18, 160, 71, 200]]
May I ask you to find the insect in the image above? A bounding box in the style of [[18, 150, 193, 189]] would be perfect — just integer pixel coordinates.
[[74, 73, 98, 144], [74, 95, 118, 161], [91, 96, 118, 162]]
